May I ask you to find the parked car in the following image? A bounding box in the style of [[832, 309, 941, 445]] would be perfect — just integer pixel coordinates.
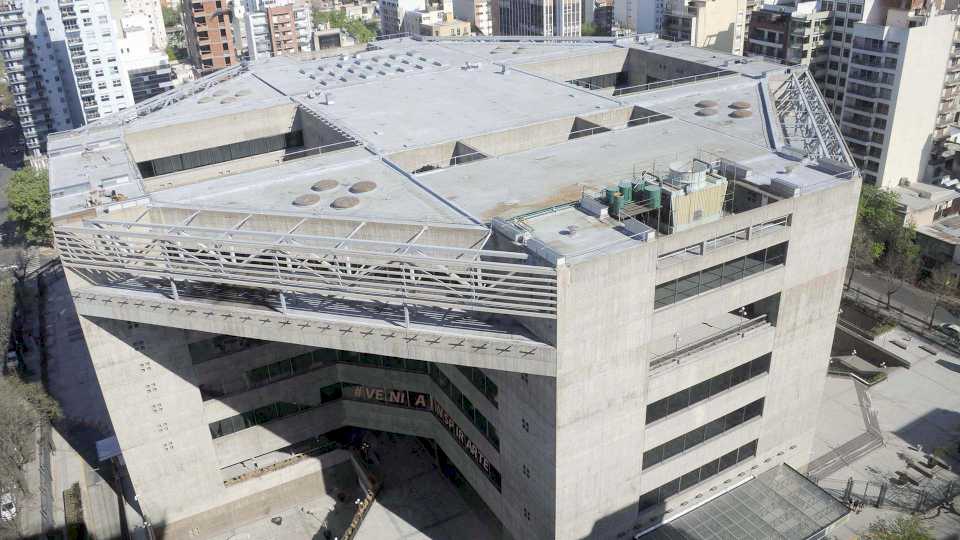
[[0, 492, 16, 522], [937, 323, 960, 341]]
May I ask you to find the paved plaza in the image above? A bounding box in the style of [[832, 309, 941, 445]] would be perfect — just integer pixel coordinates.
[[811, 326, 960, 539]]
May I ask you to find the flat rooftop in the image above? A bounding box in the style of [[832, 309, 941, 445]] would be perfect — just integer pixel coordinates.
[[47, 35, 857, 264]]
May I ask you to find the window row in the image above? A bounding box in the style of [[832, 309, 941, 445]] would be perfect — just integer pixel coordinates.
[[643, 399, 765, 469], [637, 440, 759, 513], [456, 365, 499, 408], [137, 130, 304, 178], [654, 243, 788, 309], [189, 335, 266, 365], [646, 354, 771, 424], [209, 394, 335, 439], [430, 363, 500, 451]]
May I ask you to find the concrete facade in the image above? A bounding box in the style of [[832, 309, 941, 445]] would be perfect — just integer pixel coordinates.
[[47, 37, 859, 540]]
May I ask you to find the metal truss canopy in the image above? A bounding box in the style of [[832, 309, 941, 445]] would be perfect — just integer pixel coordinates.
[[54, 212, 559, 319], [772, 71, 854, 167]]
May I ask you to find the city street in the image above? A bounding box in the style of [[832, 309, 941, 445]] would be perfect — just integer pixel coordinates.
[[847, 271, 960, 328]]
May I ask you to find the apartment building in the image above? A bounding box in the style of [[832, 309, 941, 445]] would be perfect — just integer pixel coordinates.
[[119, 15, 173, 101], [183, 0, 238, 73], [47, 36, 854, 540], [499, 0, 581, 34], [452, 0, 494, 34], [244, 0, 310, 60], [118, 0, 167, 48], [660, 0, 748, 55], [614, 0, 664, 34], [0, 0, 134, 156], [746, 0, 829, 64]]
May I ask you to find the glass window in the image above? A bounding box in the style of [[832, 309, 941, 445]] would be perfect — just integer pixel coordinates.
[[405, 358, 428, 374], [700, 265, 723, 292], [704, 417, 725, 440], [724, 407, 746, 430], [320, 383, 342, 403], [662, 437, 685, 461], [718, 448, 739, 471], [684, 426, 705, 450], [700, 458, 720, 480], [485, 378, 499, 405], [680, 469, 700, 491], [269, 359, 292, 380], [709, 372, 731, 395], [474, 410, 488, 434], [488, 424, 500, 450], [358, 353, 380, 367], [722, 257, 745, 284], [743, 250, 765, 276], [647, 399, 668, 423], [745, 398, 765, 420], [739, 440, 758, 461], [291, 353, 313, 374], [248, 365, 270, 386], [675, 273, 700, 301], [659, 478, 681, 499], [643, 446, 662, 468], [638, 491, 660, 511], [461, 395, 476, 424], [731, 362, 752, 386], [655, 281, 678, 308], [765, 243, 788, 267], [276, 401, 300, 417], [689, 381, 710, 405], [254, 403, 278, 424], [382, 356, 404, 370], [337, 349, 358, 364], [751, 354, 772, 376], [667, 390, 690, 414]]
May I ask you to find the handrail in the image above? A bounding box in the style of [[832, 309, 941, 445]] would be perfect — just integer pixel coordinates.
[[650, 314, 769, 370]]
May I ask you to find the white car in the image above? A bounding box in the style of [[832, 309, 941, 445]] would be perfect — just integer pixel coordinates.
[[0, 492, 16, 522]]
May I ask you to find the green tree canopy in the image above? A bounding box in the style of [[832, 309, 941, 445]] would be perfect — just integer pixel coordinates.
[[6, 167, 52, 245], [162, 5, 179, 28]]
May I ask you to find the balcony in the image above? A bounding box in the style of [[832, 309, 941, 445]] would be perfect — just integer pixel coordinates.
[[842, 114, 872, 128], [650, 313, 771, 372]]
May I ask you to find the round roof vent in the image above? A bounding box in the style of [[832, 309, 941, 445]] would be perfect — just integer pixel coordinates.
[[695, 100, 718, 108], [730, 101, 752, 110], [311, 179, 339, 192], [730, 109, 754, 118], [331, 196, 360, 209], [349, 180, 377, 194], [293, 194, 321, 207], [220, 96, 237, 104], [696, 108, 718, 116]]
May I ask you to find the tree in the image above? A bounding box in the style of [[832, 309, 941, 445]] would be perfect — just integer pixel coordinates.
[[6, 167, 52, 245], [847, 222, 884, 287], [0, 61, 12, 112], [861, 516, 933, 540], [581, 22, 598, 36], [162, 5, 179, 28], [344, 19, 375, 42], [922, 264, 958, 327], [877, 224, 920, 309], [313, 9, 348, 30]]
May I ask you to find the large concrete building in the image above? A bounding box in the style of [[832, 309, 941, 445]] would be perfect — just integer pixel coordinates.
[[48, 36, 856, 540]]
